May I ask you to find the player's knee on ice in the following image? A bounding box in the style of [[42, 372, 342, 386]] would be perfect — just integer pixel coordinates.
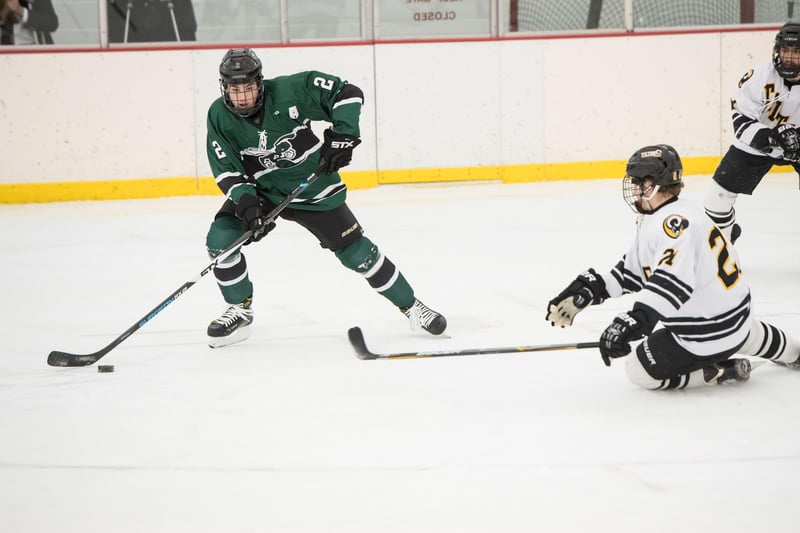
[[624, 356, 664, 389]]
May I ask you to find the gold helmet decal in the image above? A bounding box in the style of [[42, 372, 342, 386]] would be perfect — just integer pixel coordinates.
[[663, 214, 689, 239]]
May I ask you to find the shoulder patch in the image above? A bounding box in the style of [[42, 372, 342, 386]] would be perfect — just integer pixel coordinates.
[[663, 214, 689, 239], [738, 69, 754, 88]]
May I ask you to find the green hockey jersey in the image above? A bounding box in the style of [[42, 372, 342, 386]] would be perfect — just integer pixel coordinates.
[[206, 70, 363, 211]]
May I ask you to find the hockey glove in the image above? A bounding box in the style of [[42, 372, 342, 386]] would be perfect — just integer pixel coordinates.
[[546, 268, 608, 328], [598, 307, 657, 366], [769, 124, 800, 162], [235, 194, 276, 243], [317, 128, 361, 175]]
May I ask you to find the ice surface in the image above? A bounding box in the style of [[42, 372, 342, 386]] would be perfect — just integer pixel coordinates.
[[1, 175, 798, 532]]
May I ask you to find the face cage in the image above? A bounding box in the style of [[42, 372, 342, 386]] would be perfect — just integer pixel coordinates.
[[778, 45, 800, 78], [622, 175, 659, 214], [220, 80, 264, 118], [622, 175, 640, 212]]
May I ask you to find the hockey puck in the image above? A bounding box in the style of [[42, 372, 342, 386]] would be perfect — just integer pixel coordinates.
[[97, 365, 115, 373]]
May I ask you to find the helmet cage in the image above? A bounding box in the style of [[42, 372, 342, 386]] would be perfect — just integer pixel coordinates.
[[219, 48, 265, 117], [622, 175, 659, 213]]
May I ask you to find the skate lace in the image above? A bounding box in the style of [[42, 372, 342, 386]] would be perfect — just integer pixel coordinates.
[[406, 301, 438, 330], [214, 304, 252, 327]]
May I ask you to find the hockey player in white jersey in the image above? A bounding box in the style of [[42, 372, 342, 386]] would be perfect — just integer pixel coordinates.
[[704, 22, 800, 243], [547, 144, 800, 390]]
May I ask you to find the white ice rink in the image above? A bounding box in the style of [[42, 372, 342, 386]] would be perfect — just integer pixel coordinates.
[[2, 174, 799, 532]]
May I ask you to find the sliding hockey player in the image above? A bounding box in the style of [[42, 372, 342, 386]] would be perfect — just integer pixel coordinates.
[[204, 48, 446, 347], [705, 22, 800, 243], [547, 144, 800, 390]]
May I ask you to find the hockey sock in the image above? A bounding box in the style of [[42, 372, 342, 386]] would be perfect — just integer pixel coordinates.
[[740, 319, 800, 364], [335, 236, 414, 308], [704, 181, 738, 238], [211, 252, 254, 304]]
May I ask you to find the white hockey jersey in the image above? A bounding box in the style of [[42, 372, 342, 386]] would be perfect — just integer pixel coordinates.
[[600, 197, 751, 357], [731, 61, 800, 158]]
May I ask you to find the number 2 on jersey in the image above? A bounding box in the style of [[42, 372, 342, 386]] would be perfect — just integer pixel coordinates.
[[313, 77, 334, 91], [709, 227, 740, 289], [211, 140, 227, 160]]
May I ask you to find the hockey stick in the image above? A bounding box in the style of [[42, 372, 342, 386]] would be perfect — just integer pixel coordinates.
[[347, 327, 600, 360], [47, 172, 319, 367]]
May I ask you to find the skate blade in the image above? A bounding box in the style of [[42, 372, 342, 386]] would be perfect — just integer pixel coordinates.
[[208, 325, 252, 349]]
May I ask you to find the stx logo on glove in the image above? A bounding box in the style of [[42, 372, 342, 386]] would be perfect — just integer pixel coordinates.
[[330, 139, 357, 149]]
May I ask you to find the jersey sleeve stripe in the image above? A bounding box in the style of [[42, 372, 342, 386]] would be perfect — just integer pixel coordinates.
[[647, 270, 693, 304], [333, 96, 364, 109], [644, 284, 683, 310]]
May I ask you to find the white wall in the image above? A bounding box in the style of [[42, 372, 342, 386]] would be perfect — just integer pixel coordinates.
[[0, 29, 776, 187]]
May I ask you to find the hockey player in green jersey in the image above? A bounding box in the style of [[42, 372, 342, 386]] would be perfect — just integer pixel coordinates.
[[204, 48, 446, 347]]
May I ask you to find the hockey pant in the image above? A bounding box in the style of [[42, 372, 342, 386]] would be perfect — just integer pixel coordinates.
[[624, 316, 800, 390]]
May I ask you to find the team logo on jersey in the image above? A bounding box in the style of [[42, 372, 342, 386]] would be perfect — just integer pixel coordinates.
[[662, 215, 689, 239], [738, 69, 753, 88], [241, 126, 317, 176], [258, 130, 268, 152], [289, 106, 299, 119]]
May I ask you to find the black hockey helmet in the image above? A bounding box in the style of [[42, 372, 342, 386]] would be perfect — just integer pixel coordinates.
[[623, 144, 683, 213], [625, 144, 683, 187], [219, 48, 265, 117], [773, 22, 800, 80]]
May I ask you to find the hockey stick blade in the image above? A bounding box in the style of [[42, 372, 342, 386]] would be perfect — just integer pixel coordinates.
[[48, 172, 320, 368], [347, 327, 599, 360], [48, 350, 106, 367]]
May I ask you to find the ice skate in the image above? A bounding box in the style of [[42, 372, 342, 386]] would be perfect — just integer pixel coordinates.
[[401, 298, 447, 335], [704, 358, 752, 385], [207, 296, 253, 348]]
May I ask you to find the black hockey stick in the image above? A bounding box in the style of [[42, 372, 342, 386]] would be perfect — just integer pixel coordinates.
[[47, 172, 319, 367], [347, 327, 600, 360]]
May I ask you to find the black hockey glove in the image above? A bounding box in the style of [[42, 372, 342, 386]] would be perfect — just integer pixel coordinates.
[[317, 128, 361, 175], [598, 307, 657, 366], [235, 194, 276, 243], [769, 124, 800, 162], [546, 268, 608, 328]]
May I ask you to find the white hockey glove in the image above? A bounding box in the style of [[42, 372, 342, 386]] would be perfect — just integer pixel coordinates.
[[546, 268, 608, 328], [769, 124, 800, 162]]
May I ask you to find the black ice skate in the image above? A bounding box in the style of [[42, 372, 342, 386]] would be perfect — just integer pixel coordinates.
[[401, 298, 447, 335], [207, 296, 253, 348], [704, 358, 752, 385]]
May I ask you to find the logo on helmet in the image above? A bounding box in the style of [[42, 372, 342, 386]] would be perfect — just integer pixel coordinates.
[[639, 149, 662, 159]]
